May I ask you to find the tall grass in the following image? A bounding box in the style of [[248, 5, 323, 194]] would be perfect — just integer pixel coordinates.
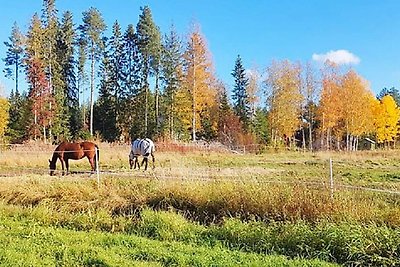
[[0, 176, 399, 226]]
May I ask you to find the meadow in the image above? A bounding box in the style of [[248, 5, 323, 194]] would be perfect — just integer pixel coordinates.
[[0, 142, 399, 266]]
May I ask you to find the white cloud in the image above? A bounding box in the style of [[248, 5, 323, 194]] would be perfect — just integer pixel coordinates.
[[312, 49, 360, 65]]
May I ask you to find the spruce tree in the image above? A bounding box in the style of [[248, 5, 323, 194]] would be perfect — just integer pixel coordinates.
[[58, 11, 81, 140], [95, 49, 118, 142], [121, 24, 141, 141], [136, 6, 161, 137], [161, 25, 183, 139], [231, 55, 250, 130], [6, 90, 28, 142]]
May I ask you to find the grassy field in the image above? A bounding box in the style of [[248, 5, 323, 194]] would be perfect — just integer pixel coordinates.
[[0, 143, 399, 266]]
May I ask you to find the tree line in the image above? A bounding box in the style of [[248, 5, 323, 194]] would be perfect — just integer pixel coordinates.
[[1, 0, 400, 150]]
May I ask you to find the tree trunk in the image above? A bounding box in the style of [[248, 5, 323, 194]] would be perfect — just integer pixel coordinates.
[[144, 58, 149, 136], [155, 71, 159, 134], [192, 55, 196, 142], [308, 119, 313, 151], [301, 125, 306, 152], [90, 44, 95, 136]]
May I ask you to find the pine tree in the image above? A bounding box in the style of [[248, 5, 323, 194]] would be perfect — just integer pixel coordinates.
[[3, 22, 25, 94], [231, 55, 250, 129], [41, 0, 67, 142], [78, 7, 106, 136]]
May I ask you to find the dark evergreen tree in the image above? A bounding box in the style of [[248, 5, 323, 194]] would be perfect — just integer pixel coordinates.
[[136, 6, 161, 136], [377, 87, 400, 107], [108, 21, 125, 139], [58, 11, 81, 140], [3, 22, 25, 94], [94, 49, 118, 142], [122, 24, 141, 97], [94, 21, 125, 142], [252, 108, 269, 144], [231, 55, 250, 129], [120, 24, 141, 142], [161, 25, 183, 139], [218, 84, 232, 128], [6, 90, 29, 143], [77, 38, 88, 133]]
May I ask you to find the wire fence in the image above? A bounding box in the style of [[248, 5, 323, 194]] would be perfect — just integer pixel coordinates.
[[0, 143, 399, 196]]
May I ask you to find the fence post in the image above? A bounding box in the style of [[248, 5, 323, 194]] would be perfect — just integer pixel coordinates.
[[329, 158, 334, 200], [95, 147, 100, 188]]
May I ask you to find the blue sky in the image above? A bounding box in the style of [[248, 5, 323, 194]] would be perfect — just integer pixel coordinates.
[[1, 0, 399, 98]]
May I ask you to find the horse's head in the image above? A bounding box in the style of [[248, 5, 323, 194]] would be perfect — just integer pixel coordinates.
[[49, 159, 56, 176]]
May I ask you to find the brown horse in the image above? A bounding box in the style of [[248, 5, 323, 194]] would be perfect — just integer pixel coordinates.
[[49, 141, 99, 176]]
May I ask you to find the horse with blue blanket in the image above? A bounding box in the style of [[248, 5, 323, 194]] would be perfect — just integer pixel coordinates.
[[129, 138, 155, 170]]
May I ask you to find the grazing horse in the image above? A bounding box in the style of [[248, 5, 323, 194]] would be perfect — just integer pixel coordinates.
[[49, 141, 99, 176], [129, 138, 155, 170]]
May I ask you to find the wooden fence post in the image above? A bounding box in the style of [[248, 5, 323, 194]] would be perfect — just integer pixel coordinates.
[[95, 147, 100, 188]]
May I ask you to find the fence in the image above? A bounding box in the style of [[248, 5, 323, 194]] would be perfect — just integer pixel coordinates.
[[0, 143, 399, 197]]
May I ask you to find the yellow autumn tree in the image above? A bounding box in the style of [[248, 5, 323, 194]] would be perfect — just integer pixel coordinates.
[[341, 70, 375, 150], [182, 24, 218, 141], [318, 62, 343, 150], [0, 96, 10, 140], [374, 95, 400, 147], [265, 60, 303, 146]]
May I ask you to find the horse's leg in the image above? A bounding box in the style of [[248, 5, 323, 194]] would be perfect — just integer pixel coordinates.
[[135, 157, 139, 170], [142, 157, 148, 171], [88, 156, 95, 173], [65, 159, 69, 175], [151, 153, 155, 170], [60, 158, 65, 175], [129, 153, 133, 169]]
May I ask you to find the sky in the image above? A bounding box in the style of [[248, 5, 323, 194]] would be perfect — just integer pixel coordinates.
[[1, 0, 400, 98]]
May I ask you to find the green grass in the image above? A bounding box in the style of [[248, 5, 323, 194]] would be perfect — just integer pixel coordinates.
[[1, 205, 399, 266], [0, 214, 337, 267]]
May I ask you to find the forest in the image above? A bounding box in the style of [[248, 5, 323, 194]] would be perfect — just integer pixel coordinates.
[[1, 0, 400, 151]]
